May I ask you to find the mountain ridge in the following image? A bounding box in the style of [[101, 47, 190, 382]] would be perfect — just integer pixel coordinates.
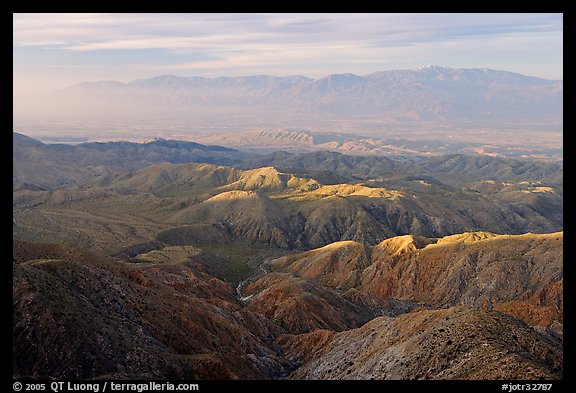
[[59, 67, 562, 122], [264, 231, 563, 327], [14, 234, 563, 380], [14, 154, 562, 253], [13, 133, 251, 189], [279, 307, 562, 380], [70, 67, 562, 89]]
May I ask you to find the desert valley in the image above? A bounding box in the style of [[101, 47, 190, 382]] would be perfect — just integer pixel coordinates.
[[13, 13, 563, 382]]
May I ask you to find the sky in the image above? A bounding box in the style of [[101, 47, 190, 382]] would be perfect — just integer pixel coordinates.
[[13, 13, 563, 94]]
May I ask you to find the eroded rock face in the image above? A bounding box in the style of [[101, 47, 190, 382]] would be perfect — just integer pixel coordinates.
[[243, 273, 373, 334], [269, 241, 370, 289], [279, 307, 562, 380], [361, 232, 563, 326], [267, 232, 563, 327]]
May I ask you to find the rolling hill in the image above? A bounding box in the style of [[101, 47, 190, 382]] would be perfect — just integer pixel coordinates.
[[13, 158, 562, 254], [242, 149, 563, 184], [13, 133, 250, 189]]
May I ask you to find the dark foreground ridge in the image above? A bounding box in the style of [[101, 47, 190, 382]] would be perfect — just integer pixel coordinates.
[[13, 231, 563, 380]]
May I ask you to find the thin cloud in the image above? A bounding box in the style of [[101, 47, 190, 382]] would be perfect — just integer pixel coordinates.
[[13, 13, 562, 50], [13, 13, 563, 92]]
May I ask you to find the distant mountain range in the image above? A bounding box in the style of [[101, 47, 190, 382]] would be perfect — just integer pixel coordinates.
[[64, 66, 562, 122]]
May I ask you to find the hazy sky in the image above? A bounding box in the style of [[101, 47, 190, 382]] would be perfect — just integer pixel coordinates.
[[13, 13, 563, 93]]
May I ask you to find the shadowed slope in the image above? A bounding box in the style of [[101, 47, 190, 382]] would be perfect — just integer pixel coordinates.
[[13, 241, 288, 379], [279, 307, 562, 380]]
